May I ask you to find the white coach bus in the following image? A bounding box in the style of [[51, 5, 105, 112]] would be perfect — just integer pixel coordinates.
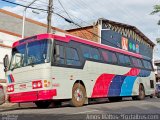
[[3, 32, 155, 108]]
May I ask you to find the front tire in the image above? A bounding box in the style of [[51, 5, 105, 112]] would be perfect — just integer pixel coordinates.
[[71, 83, 86, 107], [35, 101, 51, 108]]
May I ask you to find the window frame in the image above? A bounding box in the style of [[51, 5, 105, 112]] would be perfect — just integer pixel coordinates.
[[51, 40, 82, 68]]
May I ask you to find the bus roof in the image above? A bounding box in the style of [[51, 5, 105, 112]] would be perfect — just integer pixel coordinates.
[[13, 33, 143, 59]]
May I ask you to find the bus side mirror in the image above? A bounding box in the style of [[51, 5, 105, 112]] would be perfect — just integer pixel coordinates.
[[3, 55, 9, 72]]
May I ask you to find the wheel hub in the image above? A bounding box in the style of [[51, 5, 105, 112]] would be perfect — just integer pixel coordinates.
[[74, 88, 83, 101]]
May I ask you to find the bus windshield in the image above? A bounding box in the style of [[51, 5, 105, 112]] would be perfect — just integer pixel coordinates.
[[10, 39, 50, 70]]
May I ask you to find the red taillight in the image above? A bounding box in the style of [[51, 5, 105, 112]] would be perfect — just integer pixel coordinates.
[[7, 85, 14, 92], [32, 80, 42, 89]]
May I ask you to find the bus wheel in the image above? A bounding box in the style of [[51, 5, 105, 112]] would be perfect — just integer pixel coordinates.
[[157, 93, 160, 98], [71, 83, 86, 107], [138, 84, 145, 100], [35, 101, 51, 108], [108, 97, 122, 102]]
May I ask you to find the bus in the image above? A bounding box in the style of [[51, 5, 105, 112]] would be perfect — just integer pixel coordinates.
[[3, 32, 155, 108]]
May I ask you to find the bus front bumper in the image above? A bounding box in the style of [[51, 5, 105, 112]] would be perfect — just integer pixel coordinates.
[[8, 89, 57, 103]]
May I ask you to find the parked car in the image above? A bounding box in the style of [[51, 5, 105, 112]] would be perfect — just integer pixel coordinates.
[[155, 82, 160, 98], [0, 84, 5, 105]]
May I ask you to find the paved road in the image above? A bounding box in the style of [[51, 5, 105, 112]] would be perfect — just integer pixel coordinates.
[[0, 97, 159, 120]]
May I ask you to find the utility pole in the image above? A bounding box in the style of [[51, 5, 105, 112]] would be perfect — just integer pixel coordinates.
[[47, 0, 53, 33]]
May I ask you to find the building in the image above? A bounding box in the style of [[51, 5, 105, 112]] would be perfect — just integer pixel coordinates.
[[154, 60, 160, 82], [0, 10, 156, 82], [67, 18, 155, 59], [0, 9, 66, 81]]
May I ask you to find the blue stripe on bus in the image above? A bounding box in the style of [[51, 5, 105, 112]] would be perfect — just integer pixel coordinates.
[[108, 75, 126, 96], [120, 76, 137, 96], [8, 75, 12, 83]]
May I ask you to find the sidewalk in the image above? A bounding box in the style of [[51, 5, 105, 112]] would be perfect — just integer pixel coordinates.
[[0, 102, 36, 111], [0, 103, 18, 109]]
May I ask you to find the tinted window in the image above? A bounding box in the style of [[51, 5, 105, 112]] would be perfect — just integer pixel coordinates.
[[132, 57, 143, 68], [55, 45, 65, 64], [124, 55, 131, 66], [118, 54, 131, 66], [81, 45, 101, 60], [143, 60, 152, 70], [66, 47, 81, 66], [101, 50, 117, 64]]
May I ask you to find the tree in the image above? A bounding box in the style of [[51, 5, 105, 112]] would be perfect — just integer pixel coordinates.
[[151, 5, 160, 25]]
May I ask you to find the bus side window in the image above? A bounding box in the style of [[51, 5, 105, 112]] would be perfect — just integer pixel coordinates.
[[143, 60, 152, 70], [81, 45, 91, 59], [101, 50, 117, 64], [101, 50, 108, 62], [118, 54, 132, 66], [66, 47, 81, 66], [81, 45, 101, 60], [131, 57, 143, 68], [54, 45, 65, 64]]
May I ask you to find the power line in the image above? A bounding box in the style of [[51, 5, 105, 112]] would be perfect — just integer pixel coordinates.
[[57, 0, 72, 21], [54, 1, 120, 47], [1, 0, 48, 11], [57, 0, 90, 40], [16, 0, 48, 7], [55, 12, 121, 48], [1, 0, 121, 48]]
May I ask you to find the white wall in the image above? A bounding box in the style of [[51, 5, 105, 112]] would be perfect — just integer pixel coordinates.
[[0, 32, 20, 80]]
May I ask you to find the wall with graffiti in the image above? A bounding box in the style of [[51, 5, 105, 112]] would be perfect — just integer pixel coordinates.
[[101, 22, 153, 59]]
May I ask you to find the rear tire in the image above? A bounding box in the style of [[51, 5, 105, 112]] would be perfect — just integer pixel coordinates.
[[71, 83, 86, 107], [132, 84, 145, 100], [35, 101, 51, 108], [138, 84, 145, 100], [157, 93, 160, 98]]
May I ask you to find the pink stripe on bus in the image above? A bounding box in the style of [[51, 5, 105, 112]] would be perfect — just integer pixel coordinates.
[[125, 68, 140, 76]]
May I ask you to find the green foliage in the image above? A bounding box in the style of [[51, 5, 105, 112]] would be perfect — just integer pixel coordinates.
[[151, 5, 160, 25], [151, 5, 160, 15]]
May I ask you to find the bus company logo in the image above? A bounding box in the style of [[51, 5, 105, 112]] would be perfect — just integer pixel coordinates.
[[121, 37, 128, 51]]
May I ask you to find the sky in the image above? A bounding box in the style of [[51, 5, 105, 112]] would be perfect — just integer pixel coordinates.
[[0, 0, 160, 59]]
